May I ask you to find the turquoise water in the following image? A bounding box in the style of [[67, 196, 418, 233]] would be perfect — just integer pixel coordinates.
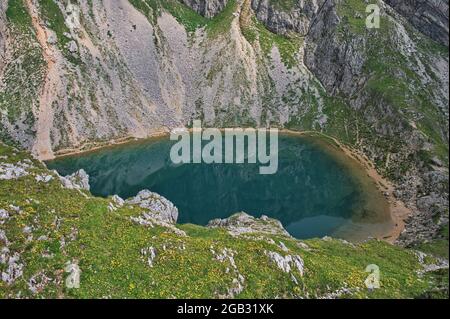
[[47, 134, 393, 241]]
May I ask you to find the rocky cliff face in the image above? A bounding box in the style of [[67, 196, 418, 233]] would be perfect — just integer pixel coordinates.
[[183, 0, 326, 36], [0, 0, 449, 246], [250, 0, 326, 36], [188, 0, 450, 46], [1, 0, 175, 160], [385, 0, 449, 46], [1, 0, 322, 160]]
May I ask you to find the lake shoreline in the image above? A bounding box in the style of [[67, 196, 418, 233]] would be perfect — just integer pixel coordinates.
[[52, 130, 170, 159], [283, 130, 411, 244], [48, 129, 411, 244]]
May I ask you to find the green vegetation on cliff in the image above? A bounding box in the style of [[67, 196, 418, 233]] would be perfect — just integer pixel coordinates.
[[129, 0, 238, 35], [1, 0, 45, 140], [38, 0, 71, 48]]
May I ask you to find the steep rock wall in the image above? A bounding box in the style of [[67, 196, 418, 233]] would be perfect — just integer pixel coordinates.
[[385, 0, 449, 46], [250, 0, 326, 35]]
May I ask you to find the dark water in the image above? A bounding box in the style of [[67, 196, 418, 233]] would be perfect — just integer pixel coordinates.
[[47, 134, 393, 241]]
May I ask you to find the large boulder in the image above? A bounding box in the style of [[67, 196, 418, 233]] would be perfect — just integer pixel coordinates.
[[126, 190, 179, 224], [208, 212, 290, 237], [59, 169, 90, 191]]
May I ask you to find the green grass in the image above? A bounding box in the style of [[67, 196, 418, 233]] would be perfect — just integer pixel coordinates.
[[416, 225, 449, 260], [38, 0, 71, 47], [129, 0, 236, 35], [337, 0, 376, 34], [129, 0, 209, 33], [6, 0, 32, 29]]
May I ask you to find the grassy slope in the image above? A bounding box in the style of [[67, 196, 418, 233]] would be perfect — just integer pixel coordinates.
[[416, 225, 449, 260], [0, 143, 447, 299], [0, 0, 45, 141]]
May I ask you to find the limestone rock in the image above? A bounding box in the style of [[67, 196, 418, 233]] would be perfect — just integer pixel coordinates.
[[111, 195, 125, 207], [35, 174, 53, 183], [0, 161, 31, 180], [141, 246, 157, 267], [60, 169, 90, 191], [67, 40, 78, 53], [65, 261, 81, 289], [47, 31, 57, 45], [265, 250, 304, 277], [126, 190, 179, 224], [28, 272, 52, 294], [208, 212, 291, 237], [0, 209, 9, 225]]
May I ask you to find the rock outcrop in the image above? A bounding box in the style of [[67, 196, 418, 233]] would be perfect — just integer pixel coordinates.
[[250, 0, 326, 35], [127, 190, 179, 224], [0, 228, 24, 286], [180, 0, 229, 18], [0, 161, 31, 180], [59, 169, 90, 191], [208, 212, 291, 237], [265, 250, 304, 277]]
